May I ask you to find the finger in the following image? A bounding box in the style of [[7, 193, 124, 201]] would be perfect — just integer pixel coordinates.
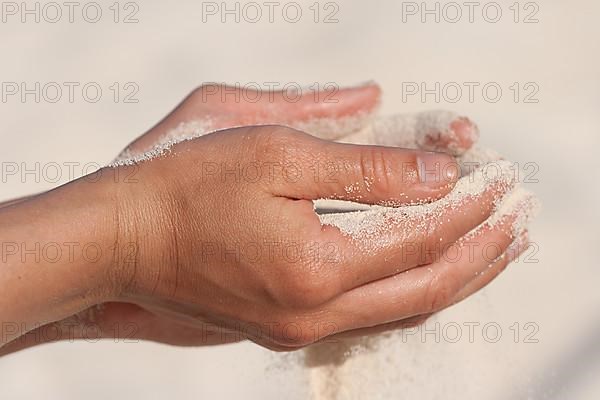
[[342, 111, 479, 155], [179, 83, 380, 132], [318, 233, 524, 342], [269, 82, 380, 127], [264, 162, 516, 312], [315, 161, 517, 291], [452, 231, 529, 304], [317, 207, 525, 335], [196, 82, 380, 126], [448, 188, 539, 301], [286, 83, 381, 140], [268, 128, 460, 204]]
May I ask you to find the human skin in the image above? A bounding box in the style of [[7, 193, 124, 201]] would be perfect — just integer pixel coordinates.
[[0, 83, 525, 355]]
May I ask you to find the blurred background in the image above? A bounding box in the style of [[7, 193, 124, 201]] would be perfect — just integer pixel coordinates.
[[1, 0, 599, 398]]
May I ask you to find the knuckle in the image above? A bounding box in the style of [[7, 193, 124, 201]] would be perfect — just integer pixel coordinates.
[[253, 127, 286, 159], [358, 148, 393, 197], [415, 215, 450, 265], [251, 126, 308, 163], [273, 266, 334, 310], [404, 217, 443, 265], [423, 270, 462, 312]]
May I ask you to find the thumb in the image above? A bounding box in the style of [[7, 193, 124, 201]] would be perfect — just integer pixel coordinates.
[[264, 82, 382, 140], [268, 129, 459, 205]]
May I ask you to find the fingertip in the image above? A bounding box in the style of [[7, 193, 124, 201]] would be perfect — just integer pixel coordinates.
[[488, 187, 540, 238], [288, 82, 382, 140], [357, 81, 382, 103], [449, 116, 480, 152], [416, 111, 479, 155], [329, 81, 382, 116], [415, 151, 460, 191]]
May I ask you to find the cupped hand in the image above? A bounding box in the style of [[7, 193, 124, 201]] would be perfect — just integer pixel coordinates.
[[1, 84, 501, 355]]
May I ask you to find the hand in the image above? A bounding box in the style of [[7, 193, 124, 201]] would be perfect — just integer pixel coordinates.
[[7, 129, 521, 353], [0, 84, 508, 355], [105, 122, 527, 351]]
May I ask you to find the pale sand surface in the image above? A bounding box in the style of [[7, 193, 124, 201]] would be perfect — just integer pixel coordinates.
[[1, 1, 599, 399]]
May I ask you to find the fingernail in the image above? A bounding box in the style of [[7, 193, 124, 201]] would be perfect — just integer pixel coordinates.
[[416, 153, 458, 187]]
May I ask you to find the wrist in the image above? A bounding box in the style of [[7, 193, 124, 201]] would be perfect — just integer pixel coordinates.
[[104, 162, 183, 301], [0, 168, 125, 334]]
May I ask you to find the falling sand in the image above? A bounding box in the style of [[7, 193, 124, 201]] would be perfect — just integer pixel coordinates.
[[109, 110, 540, 400]]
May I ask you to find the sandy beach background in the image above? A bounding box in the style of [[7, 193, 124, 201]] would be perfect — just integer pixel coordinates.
[[1, 0, 599, 398]]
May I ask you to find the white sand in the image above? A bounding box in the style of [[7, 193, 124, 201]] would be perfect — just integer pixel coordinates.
[[339, 110, 479, 156], [111, 119, 216, 166]]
